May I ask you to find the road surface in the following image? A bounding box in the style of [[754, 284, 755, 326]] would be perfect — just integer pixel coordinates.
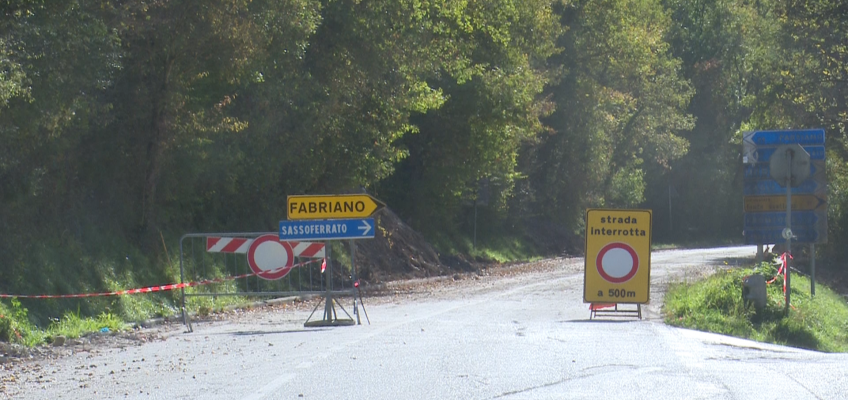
[[3, 245, 846, 399]]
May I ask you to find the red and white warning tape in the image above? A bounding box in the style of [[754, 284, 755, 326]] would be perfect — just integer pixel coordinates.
[[766, 252, 792, 293], [0, 259, 321, 299], [765, 252, 797, 309]]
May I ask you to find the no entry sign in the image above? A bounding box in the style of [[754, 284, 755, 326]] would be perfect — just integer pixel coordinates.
[[247, 235, 295, 280], [596, 242, 639, 283], [584, 209, 652, 303]]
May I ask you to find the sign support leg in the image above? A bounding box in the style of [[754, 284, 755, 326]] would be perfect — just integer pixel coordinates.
[[179, 238, 193, 332], [305, 296, 325, 322], [304, 242, 356, 327], [473, 199, 478, 250], [349, 240, 360, 325], [358, 288, 370, 324], [323, 243, 334, 320]]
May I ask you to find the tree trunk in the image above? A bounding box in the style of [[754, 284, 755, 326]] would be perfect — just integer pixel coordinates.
[[141, 55, 174, 247], [602, 107, 643, 194]]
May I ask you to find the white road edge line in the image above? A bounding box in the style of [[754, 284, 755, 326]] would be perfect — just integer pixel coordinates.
[[243, 373, 296, 400]]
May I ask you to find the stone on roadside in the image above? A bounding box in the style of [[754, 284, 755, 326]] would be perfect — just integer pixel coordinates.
[[52, 336, 66, 347]]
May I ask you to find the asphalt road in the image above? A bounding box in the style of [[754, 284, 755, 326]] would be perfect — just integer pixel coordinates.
[[4, 245, 847, 399]]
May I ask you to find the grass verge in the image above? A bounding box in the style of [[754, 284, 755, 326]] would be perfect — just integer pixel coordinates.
[[0, 298, 126, 346], [663, 262, 848, 352], [0, 294, 249, 348]]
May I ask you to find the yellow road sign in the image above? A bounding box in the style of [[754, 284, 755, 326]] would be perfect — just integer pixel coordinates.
[[743, 195, 826, 213], [584, 209, 652, 304], [287, 194, 385, 220]]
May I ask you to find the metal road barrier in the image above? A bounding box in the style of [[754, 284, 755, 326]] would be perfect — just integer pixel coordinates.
[[178, 232, 359, 331]]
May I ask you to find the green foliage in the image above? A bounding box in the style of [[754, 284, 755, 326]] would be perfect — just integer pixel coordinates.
[[47, 310, 125, 340], [664, 266, 848, 352], [4, 0, 848, 331], [468, 237, 541, 264], [528, 0, 694, 231], [0, 298, 45, 346], [723, 0, 848, 257], [0, 315, 12, 343], [0, 39, 28, 106], [374, 0, 561, 240], [181, 286, 246, 319], [643, 0, 766, 242], [0, 302, 126, 346], [827, 151, 848, 257], [607, 167, 647, 208], [427, 212, 542, 263]]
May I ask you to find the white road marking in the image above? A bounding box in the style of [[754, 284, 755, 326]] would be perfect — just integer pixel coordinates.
[[243, 373, 296, 400]]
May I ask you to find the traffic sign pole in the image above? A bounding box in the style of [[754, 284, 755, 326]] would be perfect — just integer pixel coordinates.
[[303, 242, 356, 327], [811, 243, 816, 297], [770, 144, 810, 314], [785, 159, 792, 315], [324, 243, 334, 322], [350, 240, 359, 325], [289, 193, 384, 326]]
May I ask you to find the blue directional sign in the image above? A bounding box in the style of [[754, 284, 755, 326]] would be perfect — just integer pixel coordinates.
[[744, 179, 820, 196], [756, 146, 825, 162], [744, 211, 818, 229], [279, 218, 375, 241], [746, 129, 825, 146], [744, 227, 819, 245], [745, 163, 818, 180], [742, 128, 828, 244]]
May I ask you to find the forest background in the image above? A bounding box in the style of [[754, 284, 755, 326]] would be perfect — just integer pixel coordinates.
[[2, 0, 848, 323]]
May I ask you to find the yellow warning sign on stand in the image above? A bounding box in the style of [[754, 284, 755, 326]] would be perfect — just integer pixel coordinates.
[[584, 209, 652, 304]]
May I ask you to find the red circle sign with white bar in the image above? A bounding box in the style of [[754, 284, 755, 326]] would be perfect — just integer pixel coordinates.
[[247, 235, 295, 280], [596, 242, 638, 283]]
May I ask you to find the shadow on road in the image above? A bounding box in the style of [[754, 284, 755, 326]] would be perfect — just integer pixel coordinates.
[[559, 319, 638, 324], [206, 328, 333, 337]]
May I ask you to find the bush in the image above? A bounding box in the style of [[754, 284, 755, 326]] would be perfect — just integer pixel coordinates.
[[0, 315, 13, 342]]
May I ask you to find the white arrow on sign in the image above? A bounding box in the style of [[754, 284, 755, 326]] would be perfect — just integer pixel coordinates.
[[742, 131, 758, 164], [358, 219, 372, 236]]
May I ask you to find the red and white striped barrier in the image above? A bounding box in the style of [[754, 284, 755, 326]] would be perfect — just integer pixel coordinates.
[[206, 237, 325, 258], [206, 237, 252, 253]]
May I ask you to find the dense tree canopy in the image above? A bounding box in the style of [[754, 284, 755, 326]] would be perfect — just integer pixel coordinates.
[[2, 0, 848, 319], [529, 0, 694, 232]]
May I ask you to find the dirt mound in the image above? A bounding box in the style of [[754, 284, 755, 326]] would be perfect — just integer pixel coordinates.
[[348, 208, 580, 285], [353, 208, 475, 284]]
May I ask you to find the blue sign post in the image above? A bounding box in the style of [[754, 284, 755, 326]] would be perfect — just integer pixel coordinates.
[[279, 218, 375, 241]]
